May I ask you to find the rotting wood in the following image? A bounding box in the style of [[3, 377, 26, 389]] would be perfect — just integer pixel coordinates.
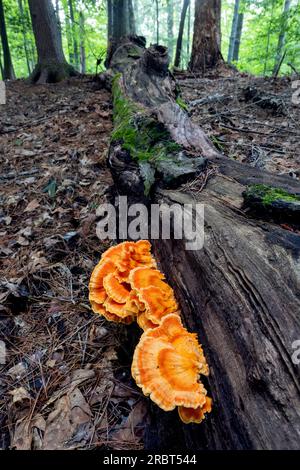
[[102, 36, 300, 450]]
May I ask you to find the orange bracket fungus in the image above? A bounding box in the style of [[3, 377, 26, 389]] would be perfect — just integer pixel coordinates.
[[89, 240, 212, 424]]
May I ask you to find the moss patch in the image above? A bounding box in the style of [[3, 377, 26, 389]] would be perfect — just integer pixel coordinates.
[[245, 184, 300, 206], [111, 74, 182, 163], [176, 96, 189, 111]]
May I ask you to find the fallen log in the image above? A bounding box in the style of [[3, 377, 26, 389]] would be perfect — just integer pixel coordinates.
[[104, 36, 300, 450]]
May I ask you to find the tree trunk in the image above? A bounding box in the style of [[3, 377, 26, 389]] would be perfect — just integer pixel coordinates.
[[102, 36, 300, 450], [28, 0, 76, 83], [155, 0, 159, 44], [189, 0, 223, 72], [187, 2, 191, 60], [105, 0, 135, 68], [167, 0, 174, 61], [264, 0, 275, 75], [18, 0, 31, 75], [0, 0, 15, 80], [227, 0, 240, 63], [107, 0, 113, 40], [174, 0, 190, 68], [273, 0, 291, 75], [232, 12, 243, 62], [68, 0, 79, 70], [128, 0, 136, 35], [79, 11, 86, 74]]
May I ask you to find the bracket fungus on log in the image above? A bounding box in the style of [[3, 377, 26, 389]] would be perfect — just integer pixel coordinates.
[[89, 240, 212, 425]]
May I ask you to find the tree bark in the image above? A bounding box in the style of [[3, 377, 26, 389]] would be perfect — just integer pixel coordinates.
[[103, 36, 300, 450], [79, 11, 86, 74], [174, 0, 190, 68], [0, 0, 15, 80], [273, 0, 291, 75], [232, 12, 243, 62], [227, 0, 240, 63], [28, 0, 76, 83], [155, 0, 159, 44], [189, 0, 223, 72], [68, 0, 79, 70], [18, 0, 31, 75], [167, 0, 174, 61], [105, 0, 136, 68]]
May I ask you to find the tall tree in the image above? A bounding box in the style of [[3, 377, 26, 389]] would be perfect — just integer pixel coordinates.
[[232, 11, 244, 62], [105, 0, 136, 67], [0, 0, 15, 80], [167, 0, 174, 60], [155, 0, 159, 43], [273, 0, 291, 74], [189, 0, 223, 72], [228, 0, 240, 63], [28, 0, 75, 83], [68, 0, 79, 70], [174, 0, 190, 68], [79, 10, 86, 74], [18, 0, 31, 75]]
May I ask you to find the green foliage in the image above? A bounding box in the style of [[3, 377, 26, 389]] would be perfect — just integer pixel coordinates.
[[0, 0, 299, 79]]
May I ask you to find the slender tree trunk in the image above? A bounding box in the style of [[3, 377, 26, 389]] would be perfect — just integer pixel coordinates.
[[68, 0, 79, 70], [79, 11, 86, 74], [232, 12, 243, 61], [167, 0, 174, 60], [174, 0, 190, 68], [107, 0, 113, 40], [187, 2, 191, 60], [128, 0, 136, 34], [264, 0, 275, 74], [133, 0, 139, 34], [105, 0, 134, 67], [155, 0, 159, 43], [273, 0, 291, 75], [189, 0, 223, 72], [0, 0, 15, 80], [18, 0, 31, 75], [28, 0, 75, 83], [228, 0, 240, 63]]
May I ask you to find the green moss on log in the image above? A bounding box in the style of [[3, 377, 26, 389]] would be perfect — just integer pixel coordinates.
[[245, 184, 300, 206], [111, 73, 182, 164], [176, 96, 189, 111]]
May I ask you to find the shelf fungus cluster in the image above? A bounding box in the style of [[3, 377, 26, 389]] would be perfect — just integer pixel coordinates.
[[89, 240, 212, 424]]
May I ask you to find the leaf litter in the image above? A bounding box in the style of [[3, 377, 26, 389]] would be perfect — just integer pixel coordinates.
[[0, 77, 147, 450]]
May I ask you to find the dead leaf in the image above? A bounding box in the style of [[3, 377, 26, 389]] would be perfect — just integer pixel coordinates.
[[111, 401, 148, 448], [43, 388, 92, 450], [24, 199, 40, 212], [9, 387, 31, 406]]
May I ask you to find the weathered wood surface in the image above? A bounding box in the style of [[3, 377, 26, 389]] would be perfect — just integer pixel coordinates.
[[104, 36, 300, 450]]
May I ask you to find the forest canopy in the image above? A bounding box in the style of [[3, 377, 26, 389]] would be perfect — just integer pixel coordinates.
[[0, 0, 299, 79]]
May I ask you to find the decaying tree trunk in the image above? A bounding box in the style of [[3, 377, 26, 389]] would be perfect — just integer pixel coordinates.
[[104, 37, 300, 450]]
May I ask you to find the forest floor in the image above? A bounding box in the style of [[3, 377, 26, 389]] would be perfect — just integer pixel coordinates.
[[0, 71, 299, 450]]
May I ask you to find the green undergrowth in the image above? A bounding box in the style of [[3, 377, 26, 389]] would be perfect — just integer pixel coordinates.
[[245, 184, 300, 206]]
